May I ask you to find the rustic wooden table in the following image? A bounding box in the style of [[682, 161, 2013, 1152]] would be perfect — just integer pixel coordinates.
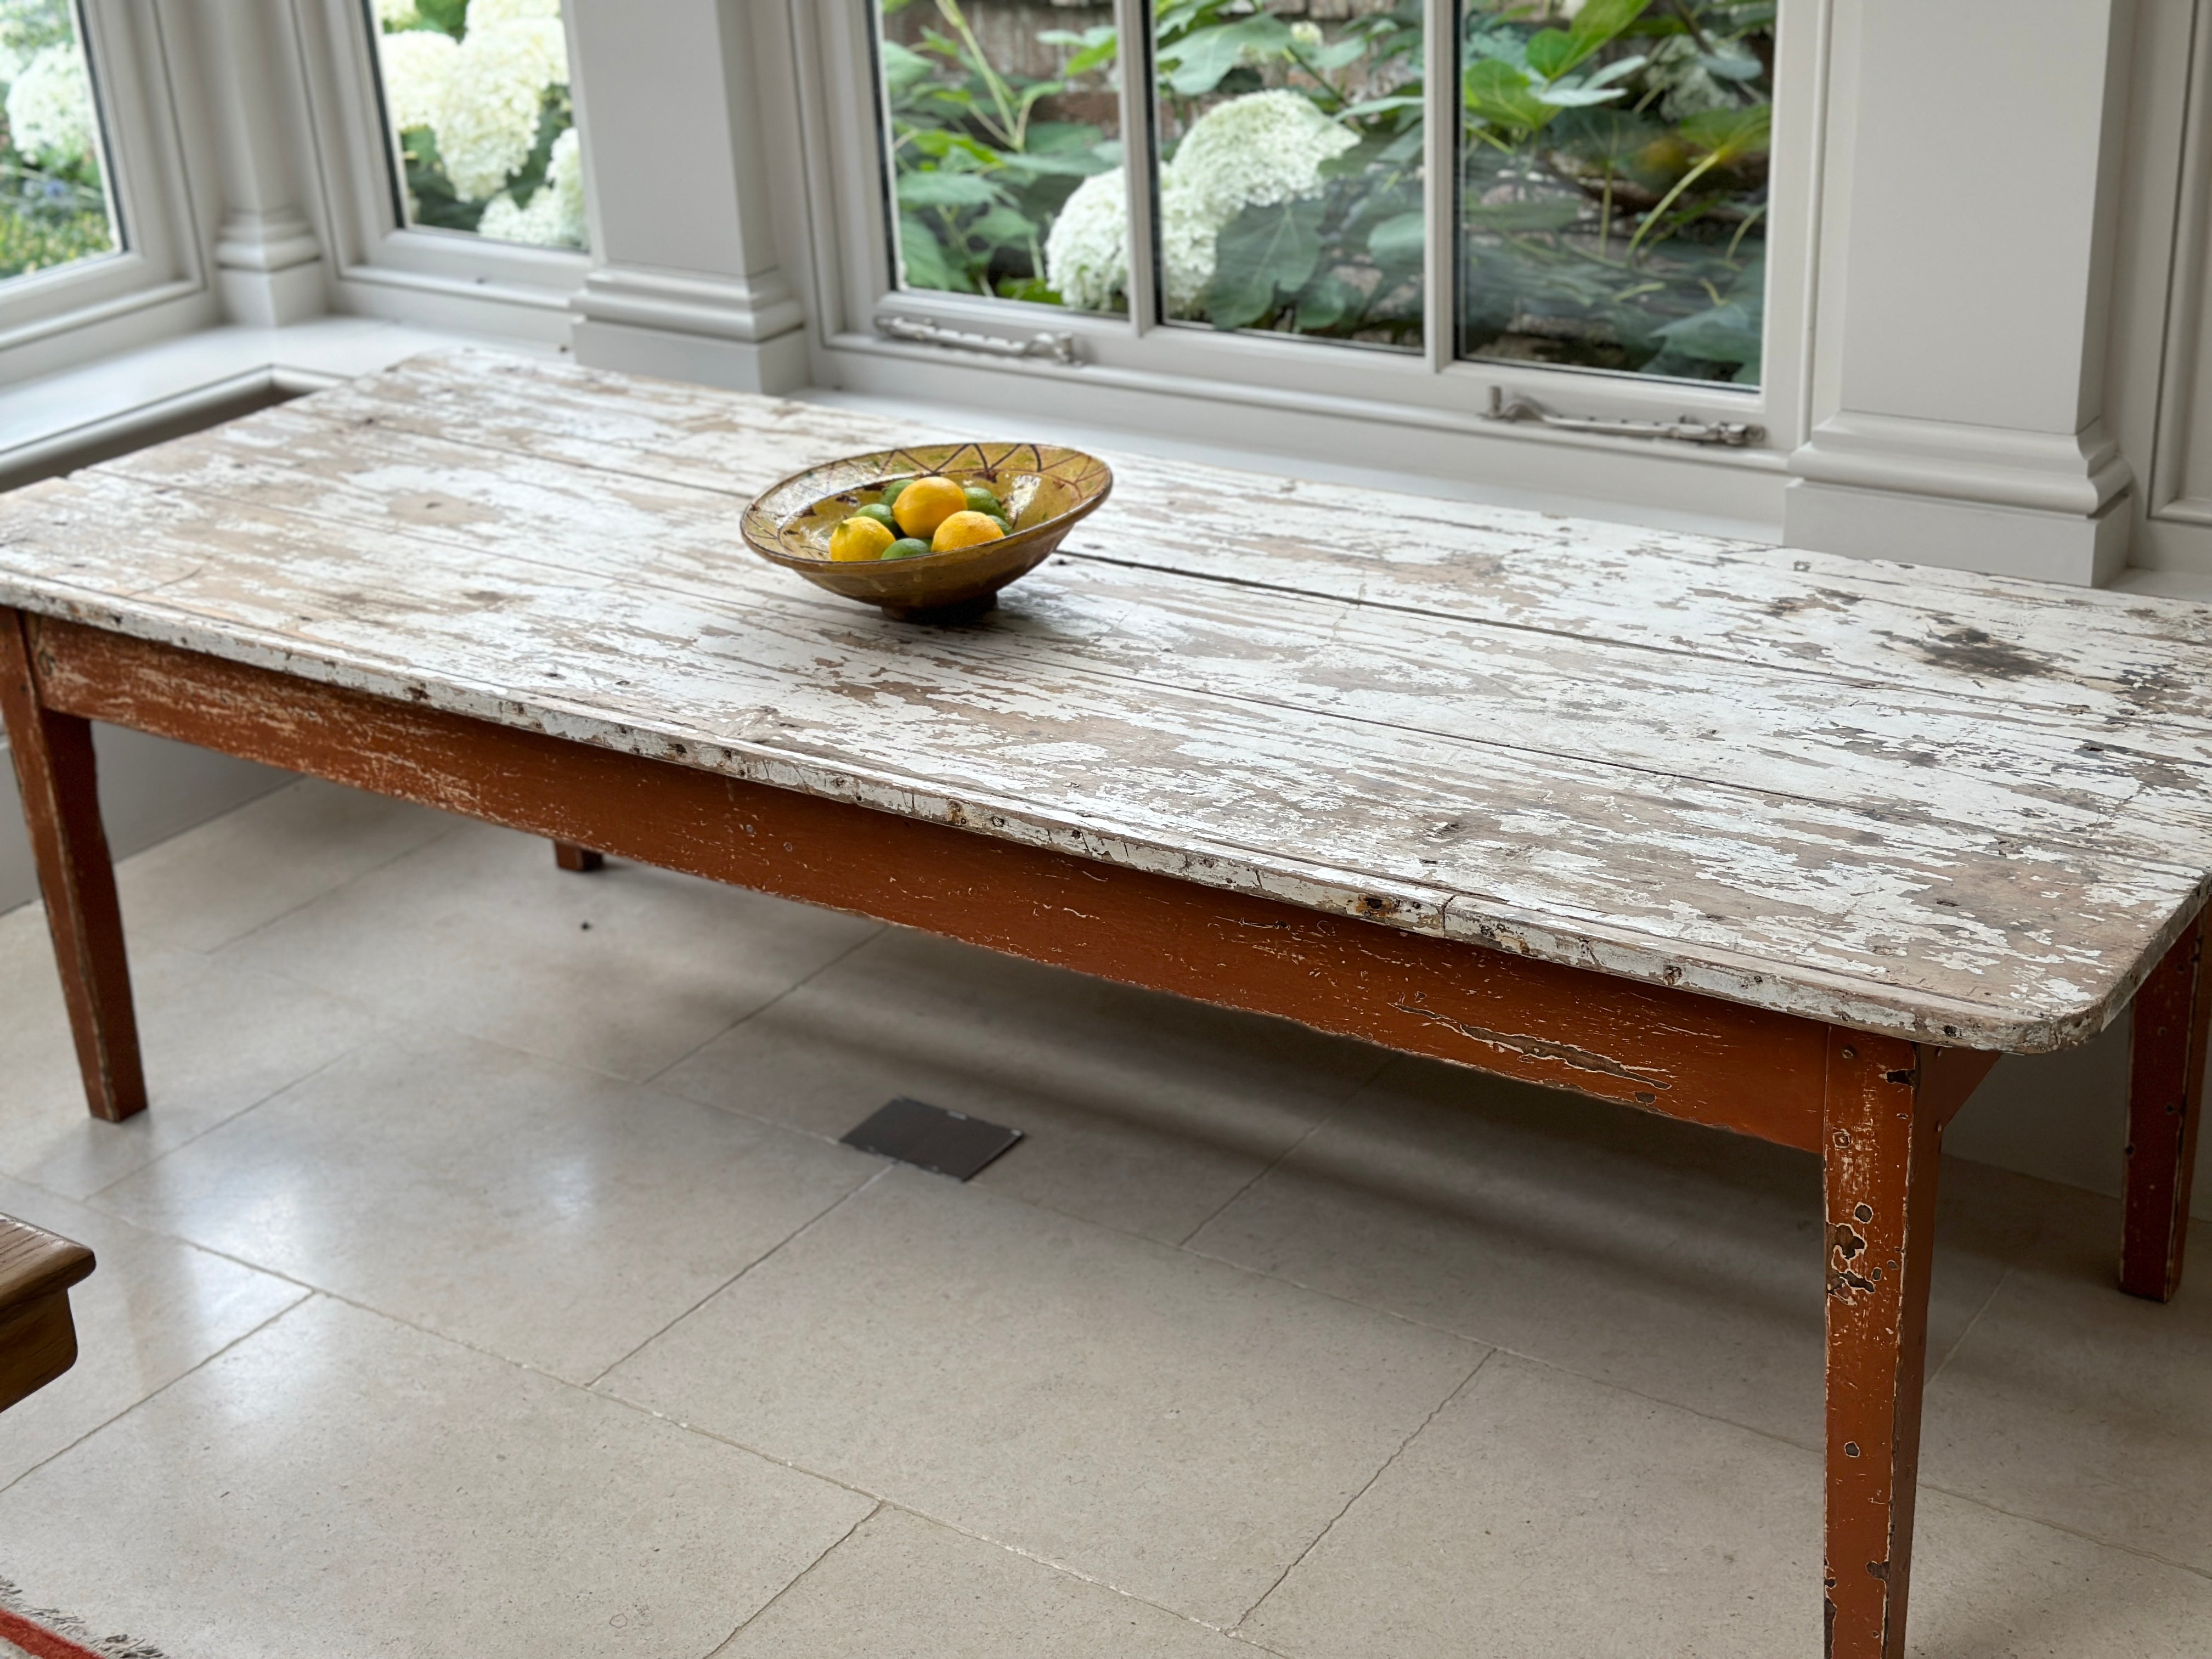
[[3, 353, 2208, 1658]]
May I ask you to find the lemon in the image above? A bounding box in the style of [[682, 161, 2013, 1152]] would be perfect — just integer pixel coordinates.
[[829, 515, 896, 562], [894, 475, 968, 539], [931, 510, 1006, 552], [882, 538, 932, 560]]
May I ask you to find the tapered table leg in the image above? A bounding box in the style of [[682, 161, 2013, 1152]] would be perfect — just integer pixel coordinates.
[[553, 840, 603, 873], [2121, 910, 2209, 1302], [0, 610, 145, 1122], [1822, 1029, 1940, 1659]]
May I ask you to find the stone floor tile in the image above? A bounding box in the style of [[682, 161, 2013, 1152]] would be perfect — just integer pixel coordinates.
[[1921, 1181, 2212, 1573], [1239, 1353, 2212, 1659], [0, 1175, 306, 1489], [1187, 1056, 2039, 1445], [0, 1296, 873, 1659], [715, 1506, 1254, 1658], [0, 923, 382, 1201], [1907, 1486, 2212, 1658], [94, 1027, 878, 1383], [600, 1166, 1482, 1628], [659, 928, 1384, 1242], [114, 778, 455, 956], [217, 821, 881, 1081], [1239, 1353, 1817, 1658]]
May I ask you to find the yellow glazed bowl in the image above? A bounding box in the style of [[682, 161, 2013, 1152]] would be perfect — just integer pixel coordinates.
[[742, 441, 1114, 622]]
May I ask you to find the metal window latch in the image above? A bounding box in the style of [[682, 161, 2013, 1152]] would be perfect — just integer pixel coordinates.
[[1484, 386, 1763, 448], [878, 314, 1081, 366]]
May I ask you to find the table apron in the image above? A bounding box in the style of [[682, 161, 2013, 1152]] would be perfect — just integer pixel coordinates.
[[21, 612, 1841, 1149]]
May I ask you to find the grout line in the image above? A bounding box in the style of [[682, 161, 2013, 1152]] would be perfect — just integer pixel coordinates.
[[0, 1286, 315, 1497], [1172, 1051, 1397, 1249], [196, 809, 468, 961], [1230, 1347, 1497, 1634], [70, 1039, 373, 1205], [1925, 1261, 2013, 1389], [641, 921, 888, 1091], [705, 1500, 884, 1655], [582, 1166, 894, 1390], [1912, 1481, 2212, 1585]]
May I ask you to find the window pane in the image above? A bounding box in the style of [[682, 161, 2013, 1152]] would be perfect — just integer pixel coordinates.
[[878, 0, 1123, 311], [1152, 1, 1425, 349], [370, 0, 586, 250], [1458, 0, 1773, 386], [0, 1, 118, 283]]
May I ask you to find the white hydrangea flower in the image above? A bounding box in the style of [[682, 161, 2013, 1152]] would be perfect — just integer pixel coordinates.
[[469, 0, 561, 22], [5, 42, 93, 162], [376, 27, 455, 133], [477, 188, 563, 245], [475, 126, 584, 248], [1044, 169, 1233, 319], [1167, 89, 1356, 227], [545, 123, 586, 244], [1156, 176, 1216, 317], [1289, 21, 1323, 49], [1042, 168, 1126, 312], [434, 17, 566, 199], [374, 0, 419, 26], [1044, 91, 1352, 318]]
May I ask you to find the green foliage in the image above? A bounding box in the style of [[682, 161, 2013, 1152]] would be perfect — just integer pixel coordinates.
[[882, 1, 1119, 303], [0, 0, 116, 281], [879, 0, 1770, 382], [1457, 0, 1774, 384], [1160, 0, 1427, 344]]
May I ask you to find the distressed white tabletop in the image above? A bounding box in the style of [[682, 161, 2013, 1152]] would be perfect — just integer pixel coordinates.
[[3, 350, 2209, 1052]]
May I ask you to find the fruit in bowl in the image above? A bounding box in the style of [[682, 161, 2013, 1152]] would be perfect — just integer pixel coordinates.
[[741, 441, 1114, 622]]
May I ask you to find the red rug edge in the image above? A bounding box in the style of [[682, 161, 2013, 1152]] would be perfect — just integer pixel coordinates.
[[0, 1603, 110, 1659]]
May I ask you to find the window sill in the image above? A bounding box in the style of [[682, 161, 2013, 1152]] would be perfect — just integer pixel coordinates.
[[799, 385, 1787, 549], [0, 317, 567, 492]]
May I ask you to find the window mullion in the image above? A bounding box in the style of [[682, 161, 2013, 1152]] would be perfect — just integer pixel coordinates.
[[1422, 0, 1456, 374], [1114, 0, 1158, 336]]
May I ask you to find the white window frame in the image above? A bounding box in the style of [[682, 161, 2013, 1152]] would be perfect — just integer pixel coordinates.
[[285, 0, 589, 342], [784, 0, 1823, 522], [0, 0, 209, 379]]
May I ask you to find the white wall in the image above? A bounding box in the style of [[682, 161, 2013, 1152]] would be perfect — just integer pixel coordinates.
[[0, 727, 289, 916]]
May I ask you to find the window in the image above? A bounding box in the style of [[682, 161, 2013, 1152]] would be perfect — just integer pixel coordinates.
[[816, 0, 1802, 500], [1457, 1, 1770, 386], [367, 0, 586, 251], [1, 0, 117, 284]]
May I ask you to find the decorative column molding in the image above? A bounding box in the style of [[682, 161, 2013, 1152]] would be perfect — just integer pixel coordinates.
[[566, 0, 809, 393], [1785, 0, 2137, 585], [196, 0, 328, 328]]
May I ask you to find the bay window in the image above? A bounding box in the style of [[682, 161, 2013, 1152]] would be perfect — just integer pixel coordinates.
[[816, 0, 1797, 517]]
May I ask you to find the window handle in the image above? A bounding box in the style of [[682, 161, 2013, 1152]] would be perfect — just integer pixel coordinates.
[[878, 314, 1081, 366], [1485, 386, 1763, 448]]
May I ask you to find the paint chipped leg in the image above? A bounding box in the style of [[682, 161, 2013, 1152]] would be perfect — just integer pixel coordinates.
[[554, 840, 603, 874], [0, 609, 146, 1123], [1821, 1029, 1939, 1659], [2121, 910, 2209, 1301]]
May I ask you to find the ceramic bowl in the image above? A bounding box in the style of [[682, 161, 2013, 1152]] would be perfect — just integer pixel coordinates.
[[741, 441, 1114, 622]]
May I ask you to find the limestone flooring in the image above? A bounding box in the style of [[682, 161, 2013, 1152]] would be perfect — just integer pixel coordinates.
[[0, 780, 2207, 1658]]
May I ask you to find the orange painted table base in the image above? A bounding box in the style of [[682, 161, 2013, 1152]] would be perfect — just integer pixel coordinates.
[[3, 605, 2202, 1659]]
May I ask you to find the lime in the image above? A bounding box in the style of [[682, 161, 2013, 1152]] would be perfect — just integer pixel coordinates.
[[962, 484, 1004, 516], [882, 538, 932, 560], [853, 503, 898, 533], [879, 478, 913, 509]]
